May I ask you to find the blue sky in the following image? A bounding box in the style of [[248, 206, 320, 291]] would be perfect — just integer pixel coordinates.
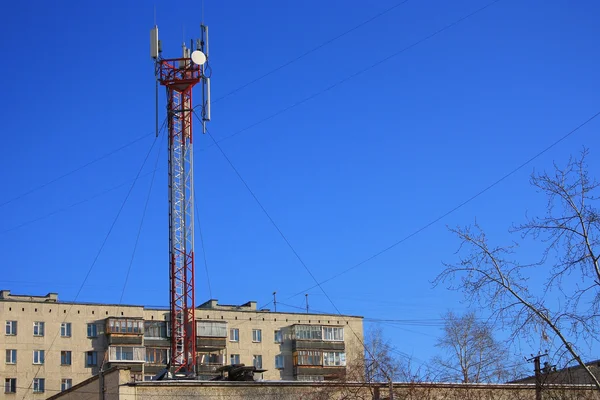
[[1, 0, 599, 371]]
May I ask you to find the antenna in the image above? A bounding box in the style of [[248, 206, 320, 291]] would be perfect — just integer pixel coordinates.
[[191, 50, 207, 66], [200, 24, 211, 133], [150, 25, 160, 138]]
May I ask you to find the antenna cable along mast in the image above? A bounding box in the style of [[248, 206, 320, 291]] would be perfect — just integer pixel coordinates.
[[151, 24, 211, 375]]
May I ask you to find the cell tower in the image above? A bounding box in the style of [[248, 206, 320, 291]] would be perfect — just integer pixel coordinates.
[[151, 24, 211, 374]]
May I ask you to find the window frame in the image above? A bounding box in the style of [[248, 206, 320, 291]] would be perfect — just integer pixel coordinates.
[[61, 350, 72, 366], [252, 329, 262, 343], [253, 354, 263, 369], [33, 378, 45, 393], [323, 327, 344, 342], [275, 354, 284, 369], [6, 349, 16, 364], [323, 351, 346, 367], [145, 347, 169, 364], [229, 354, 240, 365], [86, 351, 98, 367], [33, 350, 45, 365], [229, 328, 239, 342], [274, 329, 283, 343], [60, 322, 72, 338], [296, 350, 322, 366], [4, 378, 16, 394], [87, 323, 98, 338], [61, 378, 72, 391], [33, 321, 45, 337], [5, 321, 17, 336], [144, 321, 168, 339]]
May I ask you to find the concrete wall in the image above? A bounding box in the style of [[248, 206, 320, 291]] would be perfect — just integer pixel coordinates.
[[50, 367, 600, 400]]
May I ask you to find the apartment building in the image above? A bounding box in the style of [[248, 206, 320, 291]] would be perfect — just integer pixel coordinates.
[[0, 290, 364, 398]]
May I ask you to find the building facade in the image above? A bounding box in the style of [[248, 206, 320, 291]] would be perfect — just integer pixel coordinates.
[[0, 290, 363, 398]]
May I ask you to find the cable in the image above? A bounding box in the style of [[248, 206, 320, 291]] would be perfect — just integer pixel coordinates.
[[284, 109, 600, 302], [209, 0, 411, 105], [0, 132, 154, 209], [201, 0, 502, 148], [194, 190, 213, 299], [194, 111, 400, 382], [118, 125, 166, 304], [21, 135, 160, 400]]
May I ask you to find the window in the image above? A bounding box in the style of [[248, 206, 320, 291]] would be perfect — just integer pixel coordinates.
[[5, 321, 17, 335], [144, 321, 167, 338], [274, 330, 283, 343], [4, 378, 16, 394], [108, 346, 145, 362], [197, 321, 227, 337], [198, 352, 223, 365], [296, 350, 321, 366], [323, 351, 346, 366], [230, 354, 240, 365], [33, 378, 45, 393], [229, 328, 239, 342], [293, 325, 322, 340], [253, 355, 263, 369], [61, 351, 72, 365], [6, 349, 16, 364], [87, 323, 98, 338], [323, 327, 344, 341], [33, 350, 45, 365], [61, 379, 72, 391], [107, 318, 143, 334], [252, 329, 262, 343], [33, 322, 44, 337], [146, 348, 169, 364], [86, 351, 98, 366], [115, 346, 134, 361], [275, 354, 284, 369], [60, 322, 72, 337]]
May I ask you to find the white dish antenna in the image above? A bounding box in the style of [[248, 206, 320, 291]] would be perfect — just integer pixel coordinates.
[[191, 50, 207, 65]]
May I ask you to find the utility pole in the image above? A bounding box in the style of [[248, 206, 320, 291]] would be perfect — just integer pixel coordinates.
[[526, 353, 547, 400], [273, 292, 277, 312], [305, 294, 309, 313]]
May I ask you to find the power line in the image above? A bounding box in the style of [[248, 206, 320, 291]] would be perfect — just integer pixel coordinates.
[[119, 127, 166, 304], [0, 168, 162, 235], [194, 111, 400, 381], [201, 0, 502, 148], [209, 0, 411, 105], [284, 109, 600, 302], [22, 136, 160, 399], [194, 189, 213, 299], [0, 132, 154, 209]]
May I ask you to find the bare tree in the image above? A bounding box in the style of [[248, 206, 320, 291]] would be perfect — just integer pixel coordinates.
[[433, 311, 516, 383], [434, 149, 600, 390]]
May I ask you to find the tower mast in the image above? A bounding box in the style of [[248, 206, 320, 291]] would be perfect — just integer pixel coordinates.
[[151, 25, 210, 374]]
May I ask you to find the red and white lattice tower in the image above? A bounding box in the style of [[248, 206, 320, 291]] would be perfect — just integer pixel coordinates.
[[151, 25, 210, 374]]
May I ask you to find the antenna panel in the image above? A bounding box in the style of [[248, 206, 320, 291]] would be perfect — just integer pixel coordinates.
[[150, 26, 159, 59]]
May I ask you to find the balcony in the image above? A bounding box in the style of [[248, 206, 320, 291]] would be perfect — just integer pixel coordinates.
[[196, 321, 227, 350], [107, 346, 145, 363]]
